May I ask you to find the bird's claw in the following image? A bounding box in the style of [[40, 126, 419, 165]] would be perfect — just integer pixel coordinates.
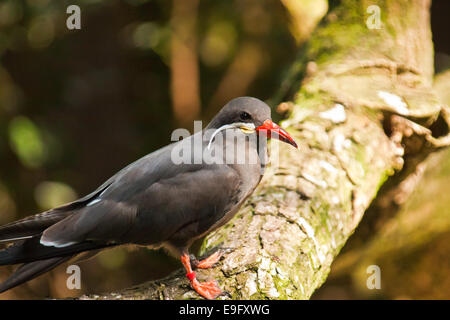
[[191, 278, 222, 300], [192, 249, 227, 269]]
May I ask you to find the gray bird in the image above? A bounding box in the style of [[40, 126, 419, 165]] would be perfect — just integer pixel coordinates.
[[0, 97, 297, 299]]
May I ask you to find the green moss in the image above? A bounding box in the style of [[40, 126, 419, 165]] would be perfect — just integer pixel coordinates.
[[375, 168, 392, 194], [354, 143, 368, 174], [306, 0, 366, 63], [310, 23, 366, 65]]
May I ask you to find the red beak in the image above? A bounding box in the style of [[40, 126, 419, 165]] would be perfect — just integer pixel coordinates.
[[256, 119, 298, 149]]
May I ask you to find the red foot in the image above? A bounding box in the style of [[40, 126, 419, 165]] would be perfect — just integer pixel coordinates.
[[191, 278, 222, 300], [193, 250, 223, 269], [181, 252, 222, 299]]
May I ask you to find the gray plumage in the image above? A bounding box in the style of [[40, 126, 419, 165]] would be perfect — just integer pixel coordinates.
[[0, 97, 292, 294]]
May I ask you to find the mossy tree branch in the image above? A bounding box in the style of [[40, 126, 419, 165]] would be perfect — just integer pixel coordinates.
[[82, 0, 449, 300], [316, 69, 450, 299]]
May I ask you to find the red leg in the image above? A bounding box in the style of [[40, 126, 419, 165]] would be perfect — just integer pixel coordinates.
[[180, 253, 222, 300], [192, 250, 223, 269]]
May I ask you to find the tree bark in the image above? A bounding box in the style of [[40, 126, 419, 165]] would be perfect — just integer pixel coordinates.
[[314, 69, 450, 299], [82, 0, 449, 300]]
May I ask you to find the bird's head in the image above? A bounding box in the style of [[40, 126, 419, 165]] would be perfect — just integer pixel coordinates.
[[206, 96, 298, 148]]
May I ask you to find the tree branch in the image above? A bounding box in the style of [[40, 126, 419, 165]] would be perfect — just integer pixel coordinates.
[[82, 0, 449, 300]]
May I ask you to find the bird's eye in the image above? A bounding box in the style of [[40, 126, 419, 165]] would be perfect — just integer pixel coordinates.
[[240, 112, 251, 120]]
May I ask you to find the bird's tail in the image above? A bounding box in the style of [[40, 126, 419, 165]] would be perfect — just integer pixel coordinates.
[[0, 235, 113, 266], [0, 188, 113, 293], [0, 236, 112, 293], [0, 256, 71, 293]]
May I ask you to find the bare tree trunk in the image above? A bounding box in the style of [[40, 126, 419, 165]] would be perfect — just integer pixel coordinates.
[[82, 0, 449, 300]]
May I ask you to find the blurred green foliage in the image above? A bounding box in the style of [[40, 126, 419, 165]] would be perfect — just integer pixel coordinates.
[[8, 116, 46, 168]]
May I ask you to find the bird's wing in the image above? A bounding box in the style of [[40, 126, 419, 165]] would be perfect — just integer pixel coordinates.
[[0, 135, 243, 293], [0, 142, 174, 243], [123, 165, 242, 246], [40, 164, 241, 248], [0, 182, 112, 243]]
